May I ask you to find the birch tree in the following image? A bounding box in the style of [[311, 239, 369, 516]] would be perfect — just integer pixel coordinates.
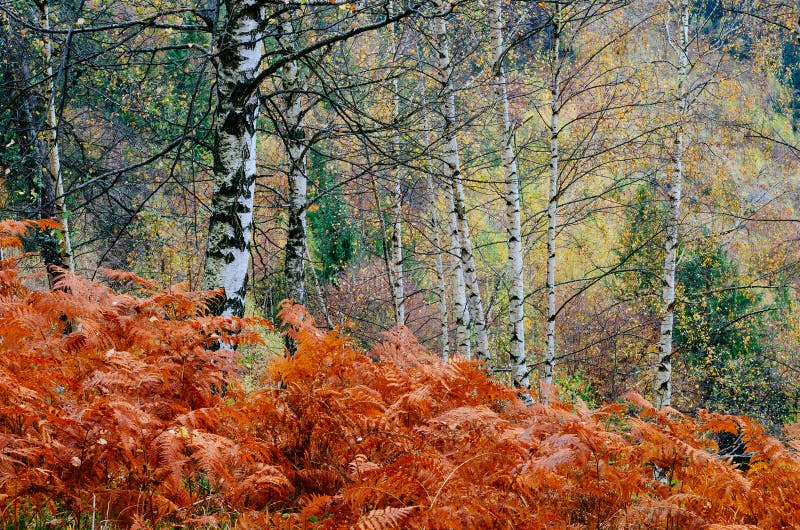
[[425, 145, 450, 359], [277, 13, 309, 308], [524, 0, 633, 400], [491, 0, 527, 388], [421, 89, 449, 358], [655, 0, 690, 409], [390, 0, 405, 325], [544, 0, 563, 398], [455, 171, 491, 361], [431, 0, 490, 362], [431, 2, 469, 357], [202, 0, 263, 317], [390, 122, 405, 325], [40, 2, 74, 273], [201, 0, 425, 318]]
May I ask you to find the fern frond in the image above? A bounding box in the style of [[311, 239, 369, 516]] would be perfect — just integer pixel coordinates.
[[355, 506, 417, 530]]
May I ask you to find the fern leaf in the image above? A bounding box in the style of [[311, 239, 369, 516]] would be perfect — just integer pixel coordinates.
[[355, 506, 417, 530]]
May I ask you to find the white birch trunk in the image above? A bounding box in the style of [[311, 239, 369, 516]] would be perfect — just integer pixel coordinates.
[[390, 4, 405, 325], [202, 0, 263, 317], [423, 112, 450, 360], [425, 164, 450, 361], [656, 0, 690, 409], [544, 2, 562, 400], [432, 4, 470, 358], [391, 121, 405, 325], [454, 179, 491, 363], [432, 1, 489, 362], [444, 178, 470, 358], [279, 16, 309, 308], [41, 3, 74, 273], [491, 0, 527, 389]]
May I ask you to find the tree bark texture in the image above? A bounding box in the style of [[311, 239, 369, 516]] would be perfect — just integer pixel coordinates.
[[432, 0, 489, 362], [544, 1, 562, 401], [492, 0, 527, 389], [656, 0, 690, 409], [202, 0, 263, 317]]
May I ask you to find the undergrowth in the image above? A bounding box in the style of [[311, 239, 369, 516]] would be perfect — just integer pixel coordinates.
[[0, 220, 799, 529]]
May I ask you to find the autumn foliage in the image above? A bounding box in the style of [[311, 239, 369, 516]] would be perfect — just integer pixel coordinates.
[[0, 222, 799, 528]]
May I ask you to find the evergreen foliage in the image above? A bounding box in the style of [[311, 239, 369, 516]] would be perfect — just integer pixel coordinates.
[[676, 240, 799, 426], [307, 147, 356, 283]]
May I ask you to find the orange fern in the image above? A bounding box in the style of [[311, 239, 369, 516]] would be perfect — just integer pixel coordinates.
[[1, 258, 800, 528]]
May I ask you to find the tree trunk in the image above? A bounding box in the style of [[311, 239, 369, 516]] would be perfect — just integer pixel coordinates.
[[202, 0, 263, 318], [444, 179, 470, 358], [656, 0, 690, 409], [423, 109, 449, 360], [453, 178, 490, 363], [544, 1, 562, 400], [432, 3, 470, 358], [41, 2, 74, 273], [390, 4, 405, 325], [390, 124, 405, 325], [279, 15, 309, 309], [1, 27, 63, 275], [425, 153, 450, 361], [432, 1, 489, 362], [492, 0, 527, 389]]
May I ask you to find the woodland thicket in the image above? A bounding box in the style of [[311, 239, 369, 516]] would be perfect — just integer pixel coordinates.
[[1, 221, 799, 529], [2, 0, 800, 420], [4, 1, 800, 526]]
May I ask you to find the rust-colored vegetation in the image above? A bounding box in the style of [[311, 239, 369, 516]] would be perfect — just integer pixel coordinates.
[[0, 221, 798, 529]]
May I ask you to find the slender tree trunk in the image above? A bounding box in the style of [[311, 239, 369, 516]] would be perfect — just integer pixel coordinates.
[[425, 161, 450, 360], [544, 2, 562, 400], [368, 171, 399, 318], [390, 3, 405, 325], [432, 1, 489, 362], [202, 0, 263, 317], [492, 0, 527, 389], [423, 112, 450, 360], [41, 2, 74, 273], [1, 29, 63, 274], [279, 15, 309, 309], [444, 179, 470, 358], [453, 178, 490, 363], [390, 119, 405, 325], [656, 0, 690, 409], [432, 4, 470, 358], [306, 242, 333, 328]]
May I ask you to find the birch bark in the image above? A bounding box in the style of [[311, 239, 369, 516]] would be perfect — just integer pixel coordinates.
[[390, 2, 405, 325], [444, 180, 470, 358], [278, 15, 309, 308], [491, 0, 527, 389], [202, 0, 263, 317], [41, 2, 74, 273], [432, 2, 469, 358], [656, 0, 690, 409], [390, 115, 405, 325], [544, 1, 562, 399], [454, 176, 490, 363], [425, 156, 450, 361], [423, 109, 449, 359], [432, 0, 489, 362]]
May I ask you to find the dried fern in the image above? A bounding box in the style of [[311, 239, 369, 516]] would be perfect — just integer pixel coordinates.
[[1, 244, 800, 528]]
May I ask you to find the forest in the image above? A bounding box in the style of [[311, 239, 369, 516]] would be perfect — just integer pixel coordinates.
[[2, 0, 800, 528]]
